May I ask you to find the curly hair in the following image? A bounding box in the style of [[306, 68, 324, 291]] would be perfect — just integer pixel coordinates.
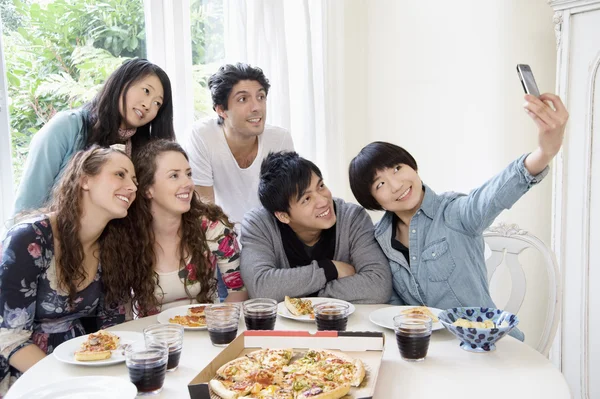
[[48, 145, 137, 305], [129, 140, 234, 316]]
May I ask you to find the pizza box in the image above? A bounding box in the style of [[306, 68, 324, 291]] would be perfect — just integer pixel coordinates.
[[188, 330, 385, 399]]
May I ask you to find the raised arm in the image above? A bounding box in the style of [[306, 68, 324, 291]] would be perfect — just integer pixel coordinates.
[[318, 207, 393, 303], [446, 93, 568, 236], [523, 93, 569, 175], [239, 212, 330, 302]]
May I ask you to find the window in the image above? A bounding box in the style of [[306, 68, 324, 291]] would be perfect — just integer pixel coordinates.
[[1, 0, 147, 190], [189, 0, 224, 120]]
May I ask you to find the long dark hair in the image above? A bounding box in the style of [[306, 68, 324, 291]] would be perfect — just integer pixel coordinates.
[[83, 58, 175, 151], [130, 140, 233, 316], [48, 146, 138, 305]]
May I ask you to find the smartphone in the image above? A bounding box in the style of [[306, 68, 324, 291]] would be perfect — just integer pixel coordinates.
[[516, 64, 540, 97]]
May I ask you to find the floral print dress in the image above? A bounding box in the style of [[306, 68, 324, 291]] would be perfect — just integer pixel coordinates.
[[151, 218, 245, 312], [0, 217, 125, 396]]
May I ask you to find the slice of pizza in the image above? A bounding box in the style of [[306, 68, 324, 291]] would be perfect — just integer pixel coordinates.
[[210, 379, 255, 399], [315, 351, 366, 387], [293, 349, 327, 366], [74, 330, 120, 361], [284, 373, 350, 399], [284, 296, 314, 317], [215, 356, 262, 382], [241, 385, 295, 399], [401, 306, 439, 323], [299, 350, 365, 387], [168, 314, 207, 327], [187, 305, 208, 317], [246, 348, 294, 369]]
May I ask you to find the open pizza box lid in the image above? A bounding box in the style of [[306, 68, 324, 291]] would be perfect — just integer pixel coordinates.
[[188, 330, 385, 399]]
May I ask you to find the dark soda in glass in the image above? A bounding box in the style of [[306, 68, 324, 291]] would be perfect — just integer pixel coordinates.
[[166, 348, 182, 370], [208, 327, 238, 346], [127, 361, 167, 393], [395, 330, 431, 361], [315, 311, 348, 331], [244, 314, 277, 330]]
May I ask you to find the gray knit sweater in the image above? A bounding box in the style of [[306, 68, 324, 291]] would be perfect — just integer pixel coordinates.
[[239, 198, 393, 303]]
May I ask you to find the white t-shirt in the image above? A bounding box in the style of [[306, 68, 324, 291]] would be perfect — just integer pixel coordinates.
[[183, 118, 294, 226]]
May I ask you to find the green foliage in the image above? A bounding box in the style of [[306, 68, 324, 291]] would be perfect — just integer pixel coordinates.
[[190, 0, 224, 65], [3, 0, 144, 186], [3, 0, 223, 188]]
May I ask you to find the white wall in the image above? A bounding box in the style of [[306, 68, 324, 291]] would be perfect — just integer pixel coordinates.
[[336, 0, 557, 350]]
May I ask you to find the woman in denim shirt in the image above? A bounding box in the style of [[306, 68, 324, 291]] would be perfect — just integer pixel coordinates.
[[349, 93, 569, 342]]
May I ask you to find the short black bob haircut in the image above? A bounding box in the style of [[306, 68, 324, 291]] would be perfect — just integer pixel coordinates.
[[259, 151, 323, 214], [349, 141, 418, 211]]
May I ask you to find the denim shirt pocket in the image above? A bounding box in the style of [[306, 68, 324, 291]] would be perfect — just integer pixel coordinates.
[[422, 239, 457, 282]]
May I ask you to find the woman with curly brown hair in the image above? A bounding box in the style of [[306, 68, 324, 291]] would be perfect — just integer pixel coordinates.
[[129, 140, 247, 317], [0, 146, 137, 394]]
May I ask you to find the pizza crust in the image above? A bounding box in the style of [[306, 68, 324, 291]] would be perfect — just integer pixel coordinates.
[[296, 383, 351, 399], [210, 379, 243, 399], [284, 296, 302, 316], [315, 350, 366, 387], [351, 359, 366, 387], [74, 350, 112, 361], [216, 356, 260, 382], [401, 306, 439, 322]]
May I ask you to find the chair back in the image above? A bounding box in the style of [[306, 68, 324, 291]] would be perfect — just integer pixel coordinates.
[[484, 223, 561, 356]]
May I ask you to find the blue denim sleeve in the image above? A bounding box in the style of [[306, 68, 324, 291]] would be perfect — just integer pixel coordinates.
[[444, 154, 549, 236]]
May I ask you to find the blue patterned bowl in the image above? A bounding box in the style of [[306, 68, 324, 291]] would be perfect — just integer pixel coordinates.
[[438, 307, 519, 353]]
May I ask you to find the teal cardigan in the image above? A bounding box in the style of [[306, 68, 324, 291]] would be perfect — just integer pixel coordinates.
[[13, 109, 88, 214]]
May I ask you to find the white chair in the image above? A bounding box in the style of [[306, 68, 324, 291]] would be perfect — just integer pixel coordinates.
[[483, 222, 561, 357]]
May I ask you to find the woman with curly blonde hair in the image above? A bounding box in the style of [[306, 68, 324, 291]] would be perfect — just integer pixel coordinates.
[[0, 146, 137, 394], [129, 140, 246, 317]]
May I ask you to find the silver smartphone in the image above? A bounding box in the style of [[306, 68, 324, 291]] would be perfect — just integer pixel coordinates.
[[516, 64, 540, 97]]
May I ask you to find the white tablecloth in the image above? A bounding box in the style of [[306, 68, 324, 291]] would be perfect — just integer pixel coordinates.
[[5, 304, 571, 399]]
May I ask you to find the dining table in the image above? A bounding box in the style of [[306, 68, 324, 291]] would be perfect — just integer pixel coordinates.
[[5, 304, 571, 399]]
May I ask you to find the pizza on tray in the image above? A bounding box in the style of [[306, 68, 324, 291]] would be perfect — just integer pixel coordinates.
[[209, 348, 365, 399], [74, 330, 120, 361], [283, 296, 314, 318]]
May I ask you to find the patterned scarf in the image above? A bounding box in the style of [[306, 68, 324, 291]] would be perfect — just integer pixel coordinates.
[[118, 128, 136, 156]]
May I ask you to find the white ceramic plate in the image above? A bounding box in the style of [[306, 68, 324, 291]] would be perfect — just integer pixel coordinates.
[[156, 303, 211, 330], [53, 331, 143, 366], [277, 297, 356, 322], [16, 376, 137, 399], [369, 306, 444, 331]]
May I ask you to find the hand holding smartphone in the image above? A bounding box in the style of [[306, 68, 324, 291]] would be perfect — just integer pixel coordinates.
[[516, 64, 540, 97]]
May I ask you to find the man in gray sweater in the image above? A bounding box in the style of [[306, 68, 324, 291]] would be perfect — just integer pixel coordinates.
[[239, 151, 393, 303]]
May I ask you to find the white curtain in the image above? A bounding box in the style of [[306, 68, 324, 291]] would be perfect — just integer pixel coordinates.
[[222, 0, 346, 196]]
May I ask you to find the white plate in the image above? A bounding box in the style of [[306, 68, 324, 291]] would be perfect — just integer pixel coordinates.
[[16, 376, 137, 399], [53, 331, 143, 366], [156, 303, 211, 330], [277, 297, 356, 322], [369, 306, 444, 331]]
